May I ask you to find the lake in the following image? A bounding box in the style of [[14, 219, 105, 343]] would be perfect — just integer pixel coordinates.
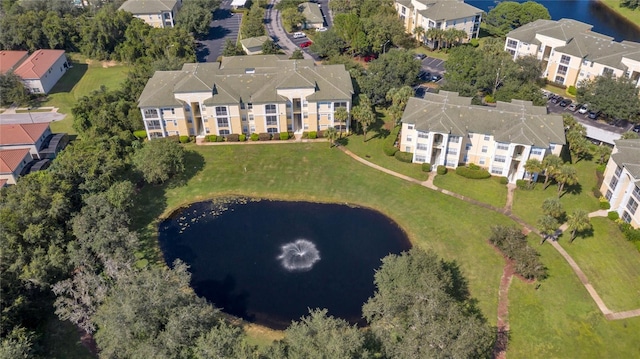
[[158, 198, 412, 330], [467, 0, 640, 41]]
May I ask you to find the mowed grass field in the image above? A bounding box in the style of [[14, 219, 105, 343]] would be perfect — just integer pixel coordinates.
[[134, 142, 640, 357], [44, 53, 129, 135]]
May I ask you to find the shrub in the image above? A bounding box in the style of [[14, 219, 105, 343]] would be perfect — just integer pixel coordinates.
[[133, 130, 147, 139], [421, 163, 431, 172], [592, 186, 603, 199], [166, 135, 180, 142], [455, 166, 491, 179], [394, 151, 413, 163], [468, 163, 480, 170], [258, 132, 271, 141], [489, 225, 546, 280], [499, 177, 509, 185], [227, 134, 240, 142], [516, 179, 529, 190], [620, 223, 640, 242], [596, 164, 606, 173], [271, 132, 280, 140], [216, 135, 224, 142], [567, 85, 577, 96], [469, 38, 480, 47], [437, 165, 447, 175], [317, 130, 324, 138], [383, 126, 400, 156], [608, 211, 619, 221], [484, 94, 495, 103], [302, 131, 309, 139], [239, 134, 246, 142], [308, 131, 317, 139], [179, 136, 189, 143], [599, 197, 610, 210], [207, 135, 217, 142], [279, 132, 289, 140], [250, 133, 259, 141]]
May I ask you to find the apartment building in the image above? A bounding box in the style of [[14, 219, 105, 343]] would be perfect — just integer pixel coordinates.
[[600, 139, 640, 228], [394, 0, 482, 47], [119, 0, 182, 28], [399, 91, 565, 183], [137, 55, 354, 139], [504, 18, 640, 88], [7, 50, 70, 94]]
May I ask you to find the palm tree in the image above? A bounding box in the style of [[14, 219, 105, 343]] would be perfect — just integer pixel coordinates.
[[453, 29, 468, 46], [555, 164, 578, 197], [541, 155, 563, 188], [425, 28, 443, 50], [524, 158, 542, 188], [334, 107, 349, 136], [352, 103, 376, 142], [537, 215, 559, 244], [386, 86, 413, 124], [567, 210, 592, 243], [324, 126, 338, 148], [413, 26, 426, 45], [594, 145, 611, 165], [541, 197, 564, 219], [443, 29, 457, 49]]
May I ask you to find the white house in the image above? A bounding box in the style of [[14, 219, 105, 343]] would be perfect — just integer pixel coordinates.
[[600, 139, 640, 228], [13, 50, 70, 94]]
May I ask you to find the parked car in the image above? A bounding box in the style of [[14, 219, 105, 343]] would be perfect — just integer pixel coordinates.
[[546, 92, 555, 100], [414, 86, 426, 98], [293, 32, 306, 39], [633, 124, 640, 133], [559, 98, 572, 107], [418, 71, 431, 81], [551, 96, 563, 104], [567, 103, 579, 111], [299, 41, 313, 48], [414, 53, 426, 60], [588, 110, 600, 119], [578, 104, 589, 114], [430, 74, 442, 82], [316, 27, 328, 32]]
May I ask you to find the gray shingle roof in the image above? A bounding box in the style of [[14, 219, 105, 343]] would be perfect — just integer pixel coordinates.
[[240, 36, 269, 50], [301, 2, 323, 24], [139, 55, 353, 107], [119, 0, 178, 14], [506, 18, 592, 43], [418, 0, 481, 22], [612, 139, 640, 180], [401, 91, 566, 147]]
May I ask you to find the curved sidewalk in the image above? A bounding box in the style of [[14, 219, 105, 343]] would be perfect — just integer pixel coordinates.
[[339, 146, 640, 321]]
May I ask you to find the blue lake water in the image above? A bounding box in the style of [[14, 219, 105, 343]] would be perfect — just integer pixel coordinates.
[[467, 0, 640, 41], [158, 199, 412, 329]]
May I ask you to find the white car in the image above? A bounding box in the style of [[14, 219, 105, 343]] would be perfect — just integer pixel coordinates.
[[293, 32, 306, 39], [578, 105, 588, 114], [316, 27, 328, 32]]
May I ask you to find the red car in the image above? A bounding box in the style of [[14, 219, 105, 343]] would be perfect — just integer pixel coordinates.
[[300, 41, 313, 48]]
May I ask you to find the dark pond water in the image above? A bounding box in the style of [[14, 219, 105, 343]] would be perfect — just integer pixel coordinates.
[[467, 0, 640, 42], [158, 199, 412, 330]]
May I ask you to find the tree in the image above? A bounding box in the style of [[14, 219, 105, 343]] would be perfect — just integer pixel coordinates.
[[240, 3, 266, 38], [541, 154, 563, 188], [484, 1, 550, 37], [334, 106, 349, 135], [577, 73, 640, 120], [358, 49, 420, 104], [79, 5, 132, 59], [523, 158, 542, 187], [593, 144, 612, 165], [194, 320, 256, 359], [0, 72, 31, 106], [222, 39, 244, 57], [133, 138, 186, 184], [289, 49, 304, 59], [621, 131, 640, 139], [413, 26, 425, 44], [385, 86, 413, 125], [541, 197, 564, 219], [261, 38, 280, 54], [176, 0, 216, 38], [279, 309, 368, 359], [351, 94, 376, 141], [324, 127, 338, 147], [537, 215, 559, 244], [309, 29, 346, 58], [332, 12, 368, 55], [281, 6, 305, 32], [362, 249, 495, 358], [567, 209, 592, 243], [556, 164, 578, 197]]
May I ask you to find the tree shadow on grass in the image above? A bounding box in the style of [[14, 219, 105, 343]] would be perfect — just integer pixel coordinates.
[[560, 182, 582, 198]]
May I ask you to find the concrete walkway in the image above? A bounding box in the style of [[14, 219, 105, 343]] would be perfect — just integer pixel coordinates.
[[338, 146, 640, 321]]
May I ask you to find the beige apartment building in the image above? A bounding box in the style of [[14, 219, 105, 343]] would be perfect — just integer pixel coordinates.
[[504, 18, 640, 89], [137, 55, 354, 139], [119, 0, 182, 28], [399, 91, 565, 183], [394, 0, 482, 47], [600, 139, 640, 228]]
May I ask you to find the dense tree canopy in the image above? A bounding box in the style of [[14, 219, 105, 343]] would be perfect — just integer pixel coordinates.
[[577, 73, 640, 121], [133, 138, 187, 184], [176, 0, 219, 38], [357, 49, 420, 104], [484, 1, 551, 37]]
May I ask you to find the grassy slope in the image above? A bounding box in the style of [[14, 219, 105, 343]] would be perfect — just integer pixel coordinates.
[[599, 0, 640, 25], [44, 54, 128, 135], [433, 170, 508, 209]]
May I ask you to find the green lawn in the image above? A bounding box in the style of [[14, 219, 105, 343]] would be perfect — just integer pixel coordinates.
[[559, 217, 640, 312], [433, 170, 508, 209], [511, 159, 601, 225], [600, 0, 640, 25], [44, 54, 129, 135]]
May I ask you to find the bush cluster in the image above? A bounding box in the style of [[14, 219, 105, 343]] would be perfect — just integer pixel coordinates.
[[489, 226, 546, 280], [383, 126, 400, 157], [239, 134, 246, 142], [250, 133, 259, 141], [258, 133, 271, 141], [516, 179, 529, 190], [499, 177, 509, 185], [394, 151, 413, 163], [436, 165, 447, 175], [619, 222, 640, 242], [567, 85, 577, 96], [179, 136, 190, 143], [455, 166, 491, 179], [592, 186, 603, 199], [227, 134, 240, 142], [608, 211, 619, 221], [308, 131, 317, 139], [599, 197, 611, 210], [133, 130, 147, 139], [207, 135, 218, 142], [280, 132, 289, 140], [421, 163, 431, 172]]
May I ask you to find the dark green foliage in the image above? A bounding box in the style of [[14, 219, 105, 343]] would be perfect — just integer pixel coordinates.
[[437, 165, 447, 175], [489, 226, 546, 280], [240, 3, 266, 38], [484, 1, 551, 37], [0, 72, 31, 106], [421, 163, 431, 172], [258, 132, 271, 141], [279, 132, 289, 140], [619, 222, 640, 242], [216, 135, 224, 142], [222, 39, 245, 57], [72, 86, 142, 138], [577, 73, 640, 120], [608, 211, 620, 221], [620, 0, 640, 10], [357, 49, 421, 104], [179, 136, 190, 143], [499, 177, 509, 185], [250, 133, 259, 141], [133, 138, 186, 184], [239, 134, 247, 142], [592, 186, 602, 199], [289, 49, 305, 59], [394, 151, 413, 163], [455, 166, 491, 179], [599, 198, 611, 210], [227, 134, 240, 142], [207, 135, 218, 142], [516, 179, 529, 190], [308, 131, 317, 139], [261, 38, 280, 54], [383, 144, 398, 156], [362, 249, 495, 358], [176, 0, 217, 38]]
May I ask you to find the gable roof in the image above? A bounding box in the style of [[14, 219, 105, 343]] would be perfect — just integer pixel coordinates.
[[506, 18, 592, 44], [418, 0, 481, 22], [13, 50, 66, 79], [119, 0, 179, 14], [612, 139, 640, 180], [300, 2, 323, 24], [401, 91, 566, 148], [0, 149, 30, 174], [0, 123, 50, 146], [0, 50, 29, 75], [240, 36, 269, 50]]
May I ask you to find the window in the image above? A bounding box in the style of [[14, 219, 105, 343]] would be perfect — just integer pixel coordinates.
[[531, 147, 543, 155], [265, 104, 277, 114], [205, 127, 210, 134], [250, 125, 256, 133], [555, 75, 565, 84], [401, 6, 406, 14], [633, 185, 640, 200], [267, 128, 278, 134], [144, 109, 159, 118], [627, 198, 638, 214], [240, 103, 245, 110], [606, 190, 613, 201], [622, 211, 632, 223], [479, 157, 485, 165], [418, 132, 428, 139], [405, 146, 411, 152], [497, 143, 509, 150], [449, 136, 460, 143], [560, 55, 570, 65], [507, 39, 518, 48], [447, 148, 458, 155], [615, 166, 622, 177], [417, 144, 428, 151], [146, 120, 161, 130], [415, 155, 426, 162], [465, 143, 471, 150], [266, 116, 277, 126], [217, 118, 229, 127], [188, 118, 193, 123], [482, 146, 488, 153], [603, 67, 614, 76], [484, 134, 490, 141], [242, 115, 247, 122], [216, 107, 228, 116], [446, 160, 457, 167], [248, 103, 253, 110], [406, 136, 412, 142], [243, 126, 248, 133], [491, 167, 503, 175], [549, 144, 556, 151], [408, 125, 414, 130], [557, 65, 568, 76], [249, 115, 254, 122], [609, 176, 618, 190], [219, 129, 230, 135], [494, 155, 506, 163]]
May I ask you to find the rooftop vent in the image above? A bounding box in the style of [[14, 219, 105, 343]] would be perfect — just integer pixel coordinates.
[[245, 68, 255, 74]]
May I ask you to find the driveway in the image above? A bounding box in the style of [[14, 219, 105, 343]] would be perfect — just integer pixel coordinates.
[[196, 0, 242, 62], [264, 0, 314, 60], [0, 111, 65, 124]]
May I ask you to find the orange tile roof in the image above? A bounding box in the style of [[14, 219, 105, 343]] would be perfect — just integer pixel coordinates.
[[0, 50, 29, 75], [0, 123, 49, 145], [13, 50, 66, 79], [0, 149, 30, 173], [0, 179, 7, 187]]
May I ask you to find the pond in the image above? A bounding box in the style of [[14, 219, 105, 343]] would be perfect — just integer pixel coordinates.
[[158, 198, 412, 330]]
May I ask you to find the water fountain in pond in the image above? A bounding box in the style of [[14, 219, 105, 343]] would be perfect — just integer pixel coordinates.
[[278, 239, 320, 272]]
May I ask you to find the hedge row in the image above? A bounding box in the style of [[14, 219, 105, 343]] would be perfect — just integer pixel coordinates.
[[204, 133, 293, 142], [455, 166, 491, 179], [489, 225, 546, 280], [394, 151, 413, 163], [301, 131, 325, 139]]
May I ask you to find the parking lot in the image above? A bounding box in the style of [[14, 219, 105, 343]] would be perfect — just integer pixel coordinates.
[[196, 0, 242, 62], [420, 57, 445, 78]]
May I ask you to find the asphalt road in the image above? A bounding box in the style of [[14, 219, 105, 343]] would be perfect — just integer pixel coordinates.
[[196, 0, 242, 62], [545, 96, 632, 134]]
